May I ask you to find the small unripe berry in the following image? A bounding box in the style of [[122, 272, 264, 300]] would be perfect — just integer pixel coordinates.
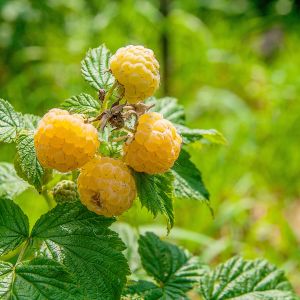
[[77, 156, 136, 217], [110, 45, 160, 103], [124, 112, 182, 174], [34, 109, 99, 172], [53, 180, 79, 204]]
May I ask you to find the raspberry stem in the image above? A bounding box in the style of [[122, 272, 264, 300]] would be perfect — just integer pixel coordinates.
[[41, 189, 53, 209], [102, 81, 118, 111]]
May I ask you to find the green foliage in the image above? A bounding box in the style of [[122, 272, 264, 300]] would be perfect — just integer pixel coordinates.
[[15, 131, 45, 192], [31, 202, 130, 299], [0, 99, 23, 143], [81, 44, 115, 91], [0, 163, 28, 199], [61, 93, 101, 117], [148, 96, 226, 145], [0, 258, 79, 299], [199, 256, 298, 300], [134, 172, 174, 231], [147, 97, 185, 125], [0, 199, 130, 299], [125, 232, 202, 299], [172, 149, 210, 202], [0, 198, 29, 256], [22, 114, 41, 130], [176, 125, 227, 145]]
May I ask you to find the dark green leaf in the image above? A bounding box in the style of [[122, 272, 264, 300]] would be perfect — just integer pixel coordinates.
[[0, 198, 29, 256], [61, 93, 101, 117], [22, 114, 41, 130], [172, 149, 209, 202], [0, 99, 23, 143], [0, 258, 80, 299], [31, 202, 130, 299], [0, 163, 29, 199], [147, 97, 185, 125], [81, 44, 115, 91], [199, 256, 298, 300], [125, 232, 202, 299], [16, 131, 45, 191], [125, 280, 162, 299], [176, 124, 227, 145], [134, 172, 174, 230]]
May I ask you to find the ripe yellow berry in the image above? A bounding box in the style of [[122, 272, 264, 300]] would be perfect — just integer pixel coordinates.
[[124, 112, 182, 174], [34, 109, 99, 172], [77, 156, 136, 217], [110, 45, 160, 103]]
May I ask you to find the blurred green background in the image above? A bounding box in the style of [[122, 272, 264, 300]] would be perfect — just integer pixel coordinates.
[[1, 0, 300, 294]]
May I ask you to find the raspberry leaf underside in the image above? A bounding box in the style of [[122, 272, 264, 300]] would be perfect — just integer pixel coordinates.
[[134, 172, 174, 231], [176, 125, 227, 145], [0, 198, 29, 256], [0, 98, 24, 143], [147, 96, 186, 125], [147, 96, 227, 145], [31, 202, 130, 299], [0, 259, 79, 299], [61, 93, 101, 117], [0, 163, 29, 199], [22, 114, 41, 130], [81, 44, 115, 91], [16, 131, 46, 192], [199, 256, 298, 300], [124, 232, 202, 299]]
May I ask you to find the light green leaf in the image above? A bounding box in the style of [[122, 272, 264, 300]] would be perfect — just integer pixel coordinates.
[[0, 163, 29, 199], [31, 202, 130, 299], [81, 44, 115, 91], [0, 198, 29, 256], [0, 99, 23, 143], [134, 172, 174, 230], [61, 93, 101, 117], [199, 256, 298, 300], [22, 114, 41, 130], [0, 258, 80, 299], [176, 124, 227, 145], [16, 131, 45, 191], [172, 149, 209, 202], [147, 97, 185, 125], [125, 232, 202, 299]]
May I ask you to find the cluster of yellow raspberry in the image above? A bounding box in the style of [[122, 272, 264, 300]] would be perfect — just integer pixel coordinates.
[[34, 45, 182, 217]]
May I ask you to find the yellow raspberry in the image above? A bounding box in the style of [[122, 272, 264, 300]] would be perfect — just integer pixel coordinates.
[[77, 156, 136, 217], [34, 109, 99, 172], [110, 45, 160, 103], [123, 112, 182, 174]]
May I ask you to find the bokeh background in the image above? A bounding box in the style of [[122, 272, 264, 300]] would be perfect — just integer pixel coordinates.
[[1, 0, 300, 294]]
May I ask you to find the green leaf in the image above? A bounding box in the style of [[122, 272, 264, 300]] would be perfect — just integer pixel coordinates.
[[16, 131, 45, 191], [125, 232, 202, 299], [61, 93, 101, 117], [0, 163, 29, 199], [172, 149, 209, 202], [31, 202, 130, 299], [145, 97, 227, 145], [81, 44, 115, 91], [176, 124, 227, 145], [0, 198, 29, 256], [22, 114, 41, 130], [0, 99, 23, 143], [134, 172, 174, 230], [147, 97, 185, 125], [199, 256, 298, 300], [0, 258, 79, 299]]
